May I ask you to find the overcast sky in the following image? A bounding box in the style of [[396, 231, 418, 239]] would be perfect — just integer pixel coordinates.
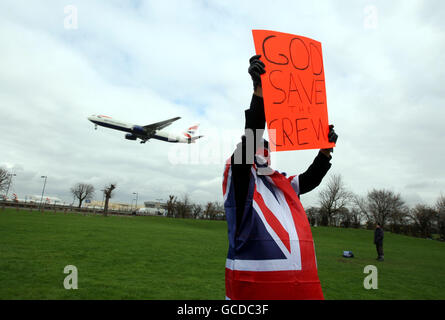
[[1, 0, 444, 208]]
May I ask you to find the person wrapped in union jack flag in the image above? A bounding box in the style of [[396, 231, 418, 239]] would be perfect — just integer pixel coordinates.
[[222, 55, 338, 300]]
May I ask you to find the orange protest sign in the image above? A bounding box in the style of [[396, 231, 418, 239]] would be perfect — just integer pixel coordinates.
[[252, 30, 335, 152]]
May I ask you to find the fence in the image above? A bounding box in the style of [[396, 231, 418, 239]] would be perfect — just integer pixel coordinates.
[[0, 200, 135, 216]]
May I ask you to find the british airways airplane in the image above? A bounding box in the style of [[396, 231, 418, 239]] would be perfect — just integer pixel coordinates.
[[88, 115, 203, 144]]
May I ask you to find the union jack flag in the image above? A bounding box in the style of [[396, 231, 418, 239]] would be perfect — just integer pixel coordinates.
[[223, 157, 324, 300]]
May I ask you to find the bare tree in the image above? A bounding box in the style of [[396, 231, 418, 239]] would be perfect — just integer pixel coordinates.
[[349, 207, 364, 228], [388, 206, 410, 234], [436, 194, 445, 240], [338, 207, 353, 228], [70, 183, 95, 208], [318, 174, 352, 226], [175, 194, 191, 219], [352, 194, 368, 216], [410, 204, 437, 238], [352, 194, 376, 229], [0, 168, 9, 194], [336, 206, 364, 229], [366, 189, 407, 228], [213, 202, 224, 220], [191, 203, 203, 219], [204, 202, 215, 220], [103, 183, 116, 216], [166, 195, 177, 217], [305, 207, 319, 227]]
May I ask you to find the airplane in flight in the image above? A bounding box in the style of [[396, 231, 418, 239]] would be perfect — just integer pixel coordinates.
[[87, 115, 203, 144]]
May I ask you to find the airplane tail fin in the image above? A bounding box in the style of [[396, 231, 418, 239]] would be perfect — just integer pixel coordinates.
[[183, 124, 203, 143], [183, 123, 199, 138]]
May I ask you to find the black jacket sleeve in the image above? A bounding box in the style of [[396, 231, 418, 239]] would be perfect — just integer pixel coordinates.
[[231, 94, 265, 231], [298, 151, 332, 195]]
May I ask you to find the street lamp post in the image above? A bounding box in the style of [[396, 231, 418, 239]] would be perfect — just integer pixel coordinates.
[[5, 173, 16, 199], [133, 192, 138, 211], [39, 176, 47, 211], [101, 189, 105, 210]]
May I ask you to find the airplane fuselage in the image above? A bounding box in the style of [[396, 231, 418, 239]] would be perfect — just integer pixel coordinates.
[[88, 115, 198, 143]]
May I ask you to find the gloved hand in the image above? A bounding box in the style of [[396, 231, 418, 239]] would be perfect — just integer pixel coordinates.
[[328, 125, 338, 143], [321, 125, 338, 155], [248, 54, 265, 91]]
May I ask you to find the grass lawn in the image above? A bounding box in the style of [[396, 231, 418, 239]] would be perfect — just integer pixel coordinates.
[[0, 209, 444, 299]]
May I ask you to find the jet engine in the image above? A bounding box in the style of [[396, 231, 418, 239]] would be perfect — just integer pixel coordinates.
[[132, 125, 146, 135], [125, 133, 137, 140]]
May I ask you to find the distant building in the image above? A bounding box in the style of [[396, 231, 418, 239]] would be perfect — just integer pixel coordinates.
[[142, 200, 167, 216], [144, 200, 166, 209], [82, 199, 167, 215], [26, 195, 63, 205], [84, 200, 143, 211]]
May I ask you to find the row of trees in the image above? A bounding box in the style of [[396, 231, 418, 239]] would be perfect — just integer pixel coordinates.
[[309, 174, 445, 240], [166, 194, 224, 220], [70, 183, 224, 220]]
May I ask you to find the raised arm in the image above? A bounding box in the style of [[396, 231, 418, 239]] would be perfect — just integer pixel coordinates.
[[230, 55, 266, 230]]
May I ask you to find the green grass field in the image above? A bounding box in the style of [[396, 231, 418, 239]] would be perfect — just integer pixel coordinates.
[[1, 209, 444, 300]]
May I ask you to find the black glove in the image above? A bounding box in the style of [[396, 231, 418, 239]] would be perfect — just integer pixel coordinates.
[[328, 125, 338, 143], [248, 54, 265, 90], [323, 125, 338, 153]]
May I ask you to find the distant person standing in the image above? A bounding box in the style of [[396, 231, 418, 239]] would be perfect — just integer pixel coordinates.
[[374, 223, 384, 261]]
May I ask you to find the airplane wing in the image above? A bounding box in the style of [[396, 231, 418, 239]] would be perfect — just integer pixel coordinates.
[[143, 117, 181, 132]]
